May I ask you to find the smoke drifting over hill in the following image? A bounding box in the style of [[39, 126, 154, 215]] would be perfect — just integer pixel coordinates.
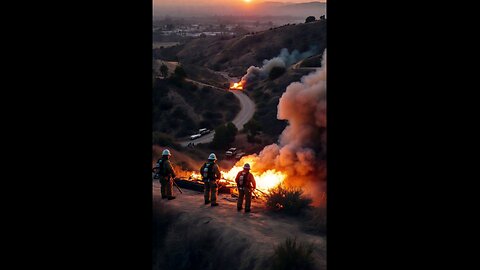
[[241, 47, 319, 83], [236, 49, 327, 204]]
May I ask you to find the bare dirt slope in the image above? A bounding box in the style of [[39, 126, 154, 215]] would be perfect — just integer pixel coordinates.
[[152, 182, 326, 270]]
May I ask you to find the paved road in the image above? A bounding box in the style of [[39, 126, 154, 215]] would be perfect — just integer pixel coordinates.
[[230, 90, 255, 130], [179, 84, 255, 147], [178, 61, 316, 147]]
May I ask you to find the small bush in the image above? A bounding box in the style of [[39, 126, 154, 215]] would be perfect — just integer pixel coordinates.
[[210, 122, 237, 150], [174, 65, 187, 78], [160, 64, 169, 78], [305, 16, 316, 23], [266, 185, 313, 215], [271, 238, 315, 270]]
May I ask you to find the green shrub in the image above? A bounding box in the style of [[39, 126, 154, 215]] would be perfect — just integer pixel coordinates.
[[210, 122, 238, 149], [266, 185, 313, 215], [174, 65, 187, 78], [305, 16, 316, 23], [271, 238, 315, 270], [160, 64, 169, 78]]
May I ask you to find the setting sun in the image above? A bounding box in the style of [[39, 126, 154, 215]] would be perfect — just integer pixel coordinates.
[[243, 0, 252, 3]]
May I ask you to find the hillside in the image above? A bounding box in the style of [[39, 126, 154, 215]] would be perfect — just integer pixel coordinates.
[[174, 20, 326, 77], [153, 19, 326, 144], [152, 78, 240, 139], [153, 187, 326, 270]]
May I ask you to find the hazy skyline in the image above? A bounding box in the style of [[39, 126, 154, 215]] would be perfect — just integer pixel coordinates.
[[153, 0, 326, 17], [154, 1, 327, 6]]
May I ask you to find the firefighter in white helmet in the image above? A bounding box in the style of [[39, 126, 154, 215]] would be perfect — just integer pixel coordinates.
[[152, 149, 177, 200], [199, 153, 221, 206], [235, 163, 256, 212]]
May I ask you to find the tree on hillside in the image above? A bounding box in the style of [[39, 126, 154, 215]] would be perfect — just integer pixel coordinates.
[[160, 64, 169, 78], [211, 122, 238, 149], [225, 122, 238, 141], [305, 16, 316, 23], [244, 119, 261, 143], [174, 65, 186, 78], [244, 119, 261, 137]]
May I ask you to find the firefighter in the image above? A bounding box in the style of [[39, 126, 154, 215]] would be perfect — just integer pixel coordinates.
[[235, 163, 256, 212], [200, 153, 221, 206], [152, 149, 177, 200]]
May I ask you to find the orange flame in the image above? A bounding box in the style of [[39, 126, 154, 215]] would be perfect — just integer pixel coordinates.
[[229, 81, 244, 90], [221, 155, 286, 191], [188, 155, 287, 193]]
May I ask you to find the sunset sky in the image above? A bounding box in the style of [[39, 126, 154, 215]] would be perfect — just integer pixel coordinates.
[[153, 0, 326, 17], [154, 0, 326, 6]]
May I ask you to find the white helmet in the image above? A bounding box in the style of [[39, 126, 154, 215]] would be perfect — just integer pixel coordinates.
[[208, 153, 217, 160], [162, 149, 171, 156]]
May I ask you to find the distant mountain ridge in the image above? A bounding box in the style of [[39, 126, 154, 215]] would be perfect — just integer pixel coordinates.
[[153, 1, 326, 17]]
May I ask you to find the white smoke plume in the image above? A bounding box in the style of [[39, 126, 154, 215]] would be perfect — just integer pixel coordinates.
[[240, 47, 319, 83], [236, 49, 327, 204]]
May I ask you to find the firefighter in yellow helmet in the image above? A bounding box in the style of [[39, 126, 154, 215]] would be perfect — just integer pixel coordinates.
[[152, 149, 177, 200], [235, 163, 256, 212], [200, 153, 221, 206]]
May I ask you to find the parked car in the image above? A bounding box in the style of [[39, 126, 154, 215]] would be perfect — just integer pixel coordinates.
[[190, 134, 201, 140], [225, 148, 239, 159], [235, 152, 245, 160], [199, 128, 210, 135]]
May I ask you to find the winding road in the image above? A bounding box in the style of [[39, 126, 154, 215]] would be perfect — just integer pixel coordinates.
[[180, 73, 255, 147]]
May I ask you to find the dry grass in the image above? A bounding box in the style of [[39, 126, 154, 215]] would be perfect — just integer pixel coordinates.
[[270, 238, 315, 270], [303, 207, 327, 235], [153, 211, 263, 270]]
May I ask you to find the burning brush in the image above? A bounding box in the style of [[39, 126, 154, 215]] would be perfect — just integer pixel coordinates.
[[229, 80, 245, 90], [182, 155, 288, 196]]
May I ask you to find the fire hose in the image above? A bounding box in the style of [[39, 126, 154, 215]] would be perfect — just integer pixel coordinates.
[[233, 183, 265, 199], [172, 177, 183, 194], [255, 188, 267, 196]]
